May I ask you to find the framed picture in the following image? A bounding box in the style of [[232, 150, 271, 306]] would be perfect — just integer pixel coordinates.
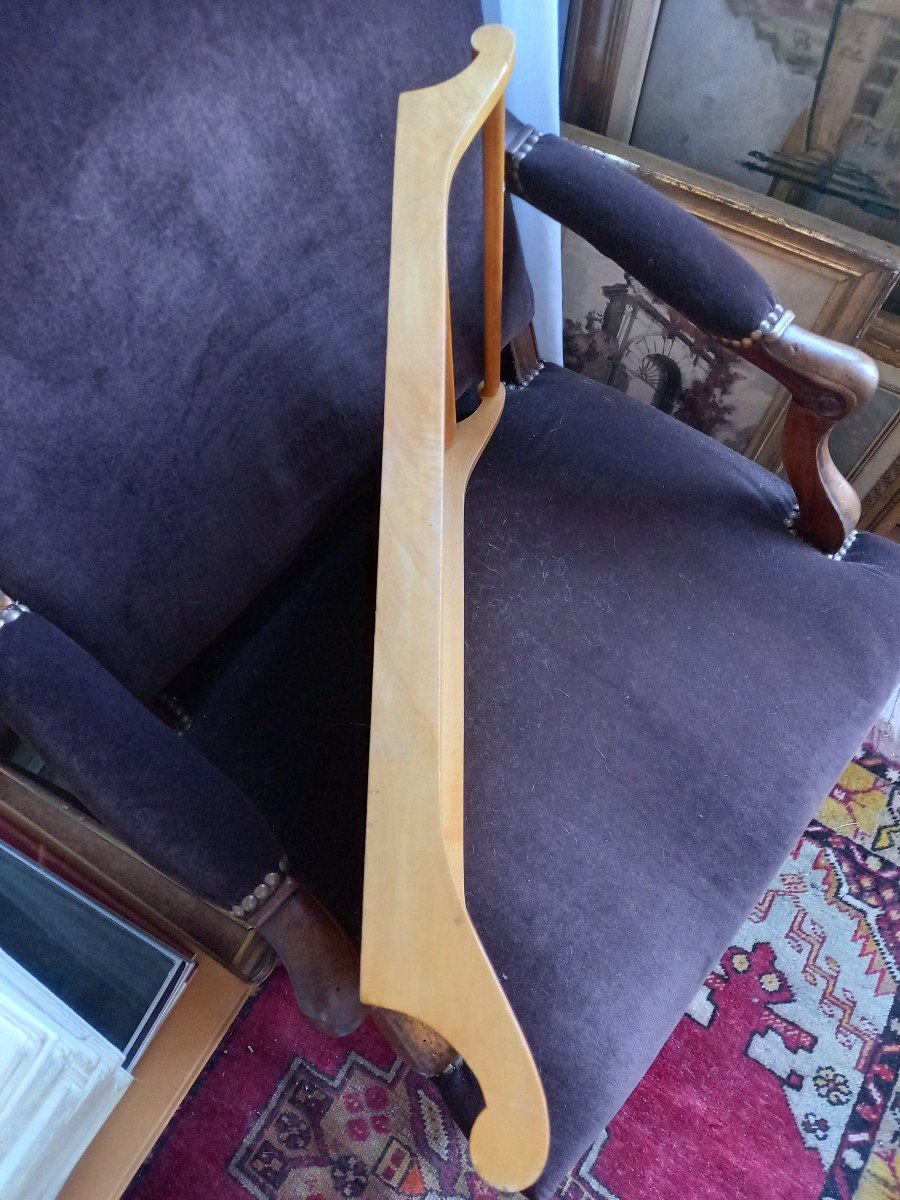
[[561, 125, 900, 467], [848, 312, 900, 541], [563, 0, 900, 261], [832, 315, 900, 489], [562, 0, 662, 142], [861, 453, 900, 541]]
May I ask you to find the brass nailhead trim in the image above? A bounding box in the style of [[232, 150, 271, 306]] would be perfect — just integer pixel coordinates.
[[507, 360, 546, 391], [783, 503, 857, 560], [718, 303, 785, 349], [508, 129, 542, 192], [231, 855, 291, 918], [0, 602, 30, 630]]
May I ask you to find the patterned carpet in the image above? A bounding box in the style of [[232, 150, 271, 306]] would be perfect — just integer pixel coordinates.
[[125, 745, 900, 1200]]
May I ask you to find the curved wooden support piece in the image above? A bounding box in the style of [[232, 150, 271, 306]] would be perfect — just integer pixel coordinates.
[[362, 25, 550, 1193], [738, 322, 879, 553], [780, 405, 862, 550]]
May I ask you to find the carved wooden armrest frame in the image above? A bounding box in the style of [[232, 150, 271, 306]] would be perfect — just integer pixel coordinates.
[[735, 322, 878, 552], [361, 25, 550, 1194]]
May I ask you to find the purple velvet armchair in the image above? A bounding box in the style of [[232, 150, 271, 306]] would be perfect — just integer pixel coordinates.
[[1, 2, 899, 1196]]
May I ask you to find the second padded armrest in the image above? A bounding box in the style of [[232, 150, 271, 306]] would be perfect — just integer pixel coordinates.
[[0, 608, 283, 906], [512, 133, 780, 343]]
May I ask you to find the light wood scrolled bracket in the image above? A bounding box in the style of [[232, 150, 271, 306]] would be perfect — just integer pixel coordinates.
[[737, 320, 880, 553], [361, 25, 550, 1192]]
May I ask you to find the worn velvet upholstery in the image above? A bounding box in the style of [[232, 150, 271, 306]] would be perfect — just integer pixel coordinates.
[[176, 487, 381, 933], [0, 0, 532, 909], [3, 2, 900, 1193], [0, 0, 533, 697], [460, 367, 900, 1193], [180, 365, 900, 1196], [513, 134, 778, 340], [0, 612, 282, 904]]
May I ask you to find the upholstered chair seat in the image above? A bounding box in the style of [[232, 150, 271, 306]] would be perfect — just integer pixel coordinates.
[[175, 364, 900, 1194]]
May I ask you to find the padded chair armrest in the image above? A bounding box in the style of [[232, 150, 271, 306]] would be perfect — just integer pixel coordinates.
[[0, 603, 282, 906], [506, 121, 881, 555], [507, 127, 779, 343]]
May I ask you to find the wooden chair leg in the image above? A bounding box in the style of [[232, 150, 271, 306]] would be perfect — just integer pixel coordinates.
[[371, 1009, 458, 1076], [250, 879, 366, 1037], [252, 878, 456, 1071], [502, 323, 541, 385]]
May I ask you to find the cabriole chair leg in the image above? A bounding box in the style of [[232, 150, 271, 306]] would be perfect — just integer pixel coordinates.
[[249, 877, 366, 1037], [248, 877, 456, 1073]]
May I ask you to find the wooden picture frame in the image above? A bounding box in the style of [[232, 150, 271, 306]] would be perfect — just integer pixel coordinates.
[[862, 310, 900, 371], [564, 1, 900, 260], [561, 124, 900, 472], [862, 456, 900, 541], [59, 952, 250, 1200], [852, 313, 900, 541], [562, 0, 662, 143]]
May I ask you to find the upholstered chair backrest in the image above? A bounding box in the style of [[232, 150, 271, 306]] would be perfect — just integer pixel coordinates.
[[0, 0, 533, 696]]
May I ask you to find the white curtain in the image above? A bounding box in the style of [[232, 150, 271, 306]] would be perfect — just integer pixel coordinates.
[[482, 0, 563, 363]]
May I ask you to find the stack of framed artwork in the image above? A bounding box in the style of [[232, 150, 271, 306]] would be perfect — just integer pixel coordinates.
[[561, 0, 900, 540]]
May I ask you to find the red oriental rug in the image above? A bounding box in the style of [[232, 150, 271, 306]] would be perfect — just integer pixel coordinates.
[[125, 747, 900, 1200]]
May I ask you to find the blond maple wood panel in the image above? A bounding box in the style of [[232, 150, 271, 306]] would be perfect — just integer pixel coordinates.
[[440, 391, 504, 896], [361, 25, 550, 1192], [442, 91, 506, 898]]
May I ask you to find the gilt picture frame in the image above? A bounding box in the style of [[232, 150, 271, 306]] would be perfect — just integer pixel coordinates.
[[850, 312, 900, 540]]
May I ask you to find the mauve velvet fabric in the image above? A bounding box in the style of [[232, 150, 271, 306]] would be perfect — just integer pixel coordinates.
[[181, 365, 900, 1196], [3, 2, 899, 1189], [0, 612, 282, 904], [0, 0, 532, 697], [177, 488, 381, 932], [514, 134, 778, 341]]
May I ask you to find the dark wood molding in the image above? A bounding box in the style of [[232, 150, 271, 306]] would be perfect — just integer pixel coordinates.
[[502, 323, 541, 385]]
